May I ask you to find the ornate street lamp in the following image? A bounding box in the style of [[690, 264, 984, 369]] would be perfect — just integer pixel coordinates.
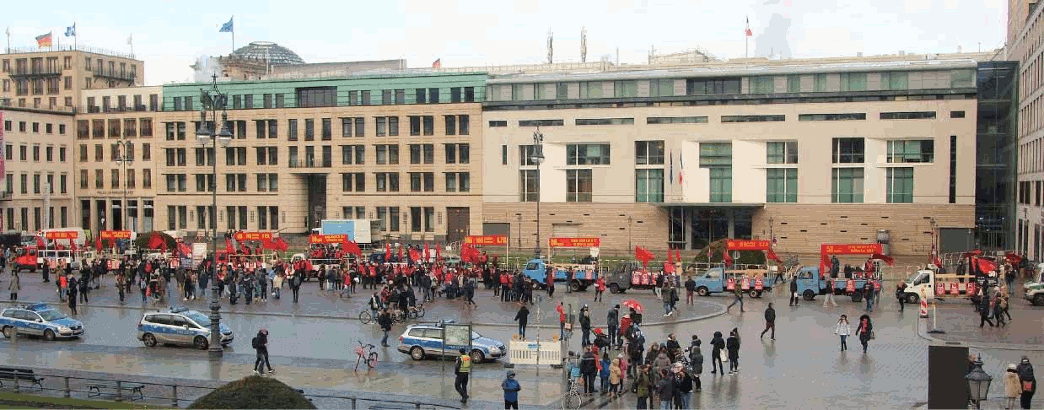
[[965, 355, 993, 409], [112, 140, 133, 232], [532, 129, 544, 258], [196, 74, 233, 359]]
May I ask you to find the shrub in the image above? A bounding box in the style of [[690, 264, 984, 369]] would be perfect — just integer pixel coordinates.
[[188, 376, 315, 409]]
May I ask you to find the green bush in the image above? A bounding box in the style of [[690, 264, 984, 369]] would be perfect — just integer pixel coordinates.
[[690, 239, 767, 265], [133, 231, 176, 251], [188, 376, 315, 409]]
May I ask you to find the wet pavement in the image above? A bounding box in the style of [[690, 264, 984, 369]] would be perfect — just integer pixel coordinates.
[[1, 268, 1043, 408]]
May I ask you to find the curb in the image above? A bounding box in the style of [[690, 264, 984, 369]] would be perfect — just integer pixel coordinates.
[[914, 319, 1044, 352]]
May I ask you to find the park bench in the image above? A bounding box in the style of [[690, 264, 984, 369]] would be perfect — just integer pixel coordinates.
[[86, 381, 145, 401], [0, 367, 45, 388]]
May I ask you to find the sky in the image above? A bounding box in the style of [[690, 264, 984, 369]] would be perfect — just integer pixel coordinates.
[[2, 0, 1008, 86]]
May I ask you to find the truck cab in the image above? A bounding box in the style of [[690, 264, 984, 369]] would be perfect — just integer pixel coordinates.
[[902, 269, 987, 304], [521, 258, 598, 292]]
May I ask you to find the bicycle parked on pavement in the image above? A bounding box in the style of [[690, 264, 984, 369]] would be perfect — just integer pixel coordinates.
[[354, 340, 378, 371]]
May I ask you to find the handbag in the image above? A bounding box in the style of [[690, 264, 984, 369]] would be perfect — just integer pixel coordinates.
[[869, 330, 876, 340], [719, 350, 728, 363], [1024, 381, 1035, 392]]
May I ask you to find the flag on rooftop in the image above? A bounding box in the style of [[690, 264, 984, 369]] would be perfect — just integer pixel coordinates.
[[64, 23, 75, 37], [219, 17, 233, 33], [35, 32, 52, 47]]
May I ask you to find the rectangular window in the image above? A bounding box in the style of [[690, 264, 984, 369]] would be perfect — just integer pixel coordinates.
[[787, 75, 801, 92], [700, 143, 733, 202], [458, 115, 469, 135], [445, 172, 457, 192], [489, 120, 508, 127], [751, 76, 775, 94], [884, 72, 908, 90], [409, 116, 421, 136], [887, 140, 935, 163], [580, 82, 604, 98], [340, 118, 351, 138], [395, 89, 405, 104], [428, 88, 439, 103], [464, 87, 475, 102], [886, 167, 914, 203], [361, 90, 371, 106], [382, 89, 392, 105], [646, 116, 708, 124], [305, 119, 314, 140], [766, 141, 798, 164], [832, 138, 865, 164], [355, 118, 364, 137], [322, 118, 332, 140], [410, 207, 422, 232], [243, 95, 252, 109], [798, 113, 866, 121], [422, 116, 434, 136], [831, 168, 865, 203], [450, 87, 461, 103], [415, 88, 426, 104], [880, 111, 936, 120], [288, 119, 298, 141], [388, 117, 399, 136], [685, 77, 741, 95], [635, 169, 664, 202], [275, 94, 284, 108], [575, 118, 634, 126], [566, 169, 593, 202], [839, 73, 867, 91], [814, 74, 828, 92], [263, 94, 272, 109], [566, 144, 610, 165], [255, 120, 267, 139], [518, 119, 564, 127], [635, 141, 665, 165], [376, 117, 387, 137], [614, 80, 638, 97], [721, 115, 785, 123], [445, 115, 456, 136], [766, 168, 798, 203], [648, 79, 675, 97], [268, 120, 278, 139], [950, 111, 966, 118], [295, 86, 337, 108]]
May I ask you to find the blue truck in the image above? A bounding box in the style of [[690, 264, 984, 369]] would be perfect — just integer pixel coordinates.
[[793, 266, 875, 302], [521, 258, 599, 292], [691, 267, 775, 298]]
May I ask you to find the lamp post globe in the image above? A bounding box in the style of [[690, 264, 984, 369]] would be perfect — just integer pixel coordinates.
[[965, 356, 993, 409]]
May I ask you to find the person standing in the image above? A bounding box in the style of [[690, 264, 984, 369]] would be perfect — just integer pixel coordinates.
[[710, 331, 725, 375], [726, 328, 740, 374], [502, 370, 521, 410], [636, 365, 652, 409], [557, 302, 567, 340], [896, 283, 907, 313], [594, 277, 605, 303], [760, 303, 776, 340], [673, 363, 693, 409], [580, 306, 592, 347], [378, 309, 392, 347], [453, 348, 471, 403], [1006, 363, 1021, 410], [42, 258, 50, 284], [834, 315, 850, 351], [1017, 356, 1036, 409], [115, 271, 126, 303], [688, 339, 703, 392], [789, 278, 799, 306], [580, 346, 597, 394], [994, 290, 1008, 327], [655, 368, 675, 409], [8, 271, 19, 300], [514, 304, 529, 339], [856, 314, 873, 353], [607, 305, 620, 349], [684, 276, 695, 306], [67, 275, 78, 315], [79, 271, 90, 304], [290, 270, 302, 303], [608, 358, 622, 400], [726, 283, 744, 313], [863, 281, 874, 312]]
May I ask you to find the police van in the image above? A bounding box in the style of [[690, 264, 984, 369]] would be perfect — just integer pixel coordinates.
[[137, 307, 233, 350]]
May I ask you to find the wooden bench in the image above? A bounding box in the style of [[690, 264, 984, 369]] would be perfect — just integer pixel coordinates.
[[0, 367, 45, 388], [86, 381, 145, 401]]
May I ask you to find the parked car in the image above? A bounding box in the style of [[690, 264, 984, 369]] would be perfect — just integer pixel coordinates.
[[137, 307, 233, 350], [0, 303, 84, 340], [397, 320, 506, 363]]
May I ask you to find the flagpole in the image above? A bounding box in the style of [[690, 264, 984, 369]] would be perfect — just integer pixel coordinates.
[[231, 16, 235, 54], [73, 22, 77, 51]]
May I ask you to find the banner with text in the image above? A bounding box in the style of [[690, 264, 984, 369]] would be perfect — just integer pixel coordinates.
[[100, 230, 132, 240], [234, 231, 273, 241], [726, 239, 772, 251], [464, 235, 508, 246], [44, 231, 79, 240], [548, 237, 601, 248], [310, 234, 347, 244], [821, 243, 883, 255]]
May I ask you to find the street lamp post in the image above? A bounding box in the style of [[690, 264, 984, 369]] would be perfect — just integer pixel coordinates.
[[195, 74, 233, 360], [965, 355, 993, 409], [532, 130, 545, 259], [112, 140, 133, 232]]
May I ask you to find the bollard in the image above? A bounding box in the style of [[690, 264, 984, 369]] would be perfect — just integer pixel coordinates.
[[63, 377, 70, 398], [172, 385, 179, 407], [116, 380, 123, 402], [350, 397, 357, 409], [13, 371, 19, 393]]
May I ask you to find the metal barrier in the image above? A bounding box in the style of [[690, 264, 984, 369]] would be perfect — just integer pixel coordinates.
[[0, 366, 459, 409], [509, 339, 562, 367]]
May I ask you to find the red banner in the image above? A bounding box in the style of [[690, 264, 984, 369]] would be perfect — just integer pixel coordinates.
[[821, 243, 884, 255], [100, 230, 132, 240], [310, 234, 347, 244], [966, 281, 976, 296], [549, 237, 601, 248], [45, 231, 79, 240], [726, 239, 771, 251], [235, 231, 273, 241], [754, 278, 763, 291], [464, 235, 508, 246]]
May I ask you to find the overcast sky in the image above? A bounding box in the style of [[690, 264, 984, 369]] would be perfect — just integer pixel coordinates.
[[3, 0, 1007, 86]]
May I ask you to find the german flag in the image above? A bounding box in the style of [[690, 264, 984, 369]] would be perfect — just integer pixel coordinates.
[[35, 32, 52, 47]]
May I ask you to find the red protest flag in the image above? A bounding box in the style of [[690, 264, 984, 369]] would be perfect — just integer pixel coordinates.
[[634, 246, 654, 268], [160, 240, 168, 254], [424, 242, 430, 260], [274, 237, 289, 252], [225, 238, 235, 254], [398, 245, 403, 261], [667, 250, 674, 264], [385, 243, 391, 261], [147, 232, 163, 249], [95, 236, 102, 252], [409, 249, 421, 263], [723, 249, 733, 266], [435, 243, 442, 261], [342, 240, 362, 256], [675, 250, 682, 263], [71, 241, 77, 252]]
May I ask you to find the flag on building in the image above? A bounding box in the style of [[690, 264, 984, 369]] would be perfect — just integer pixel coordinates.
[[35, 32, 52, 47], [668, 150, 674, 186], [127, 34, 132, 45], [432, 58, 441, 68], [64, 24, 76, 37], [678, 152, 685, 185], [745, 17, 753, 36], [219, 17, 234, 33]]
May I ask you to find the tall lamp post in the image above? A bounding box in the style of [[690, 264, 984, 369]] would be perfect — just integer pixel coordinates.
[[532, 129, 545, 258], [196, 74, 233, 359], [112, 140, 133, 232]]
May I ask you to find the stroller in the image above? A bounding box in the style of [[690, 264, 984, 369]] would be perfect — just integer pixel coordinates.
[[593, 328, 611, 350]]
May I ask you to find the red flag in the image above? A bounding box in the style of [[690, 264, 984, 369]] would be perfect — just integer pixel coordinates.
[[667, 250, 674, 264], [409, 249, 421, 263], [398, 245, 403, 261], [35, 235, 45, 249], [436, 243, 442, 261], [424, 243, 430, 261], [871, 253, 895, 266], [342, 240, 362, 256], [95, 236, 102, 252], [147, 232, 163, 249], [160, 240, 168, 254], [178, 242, 192, 257], [225, 238, 235, 254], [261, 238, 276, 250], [634, 246, 654, 268], [664, 261, 675, 274], [765, 248, 784, 264], [723, 249, 733, 266], [675, 250, 682, 264], [432, 58, 441, 68], [71, 241, 77, 252], [274, 237, 289, 252], [385, 243, 391, 261], [745, 17, 753, 36]]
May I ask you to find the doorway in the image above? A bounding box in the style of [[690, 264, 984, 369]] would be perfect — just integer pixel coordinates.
[[446, 207, 470, 244]]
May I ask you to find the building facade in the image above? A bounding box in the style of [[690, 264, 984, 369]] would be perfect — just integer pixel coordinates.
[[481, 59, 985, 256], [0, 47, 142, 112], [0, 107, 76, 231], [1009, 0, 1044, 259]]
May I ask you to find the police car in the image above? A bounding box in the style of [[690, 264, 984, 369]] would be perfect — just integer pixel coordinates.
[[397, 320, 506, 363], [0, 303, 84, 340], [137, 307, 233, 350]]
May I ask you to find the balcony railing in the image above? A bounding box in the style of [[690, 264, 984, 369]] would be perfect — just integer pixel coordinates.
[[93, 68, 137, 82], [287, 158, 332, 168], [8, 67, 62, 77]]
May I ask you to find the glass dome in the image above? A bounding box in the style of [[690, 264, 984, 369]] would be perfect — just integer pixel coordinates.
[[230, 41, 305, 65]]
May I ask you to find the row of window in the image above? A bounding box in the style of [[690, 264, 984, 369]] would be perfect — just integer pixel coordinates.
[[78, 143, 151, 163], [159, 115, 470, 142], [2, 206, 69, 232], [4, 173, 69, 196], [169, 86, 477, 111], [491, 111, 945, 128], [79, 169, 152, 190], [4, 120, 68, 135], [159, 143, 472, 168], [341, 172, 471, 193], [2, 96, 75, 110], [358, 206, 436, 233], [77, 118, 155, 139], [166, 205, 280, 232], [4, 144, 68, 163], [84, 94, 160, 113]]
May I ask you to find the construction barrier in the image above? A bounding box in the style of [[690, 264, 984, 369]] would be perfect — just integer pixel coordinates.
[[919, 299, 929, 318], [509, 339, 562, 367]]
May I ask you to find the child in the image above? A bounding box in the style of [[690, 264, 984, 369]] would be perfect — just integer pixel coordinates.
[[609, 358, 622, 399], [599, 352, 610, 394]]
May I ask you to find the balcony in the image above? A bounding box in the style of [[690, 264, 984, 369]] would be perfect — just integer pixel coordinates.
[[287, 158, 332, 169], [8, 67, 62, 78], [0, 191, 12, 202], [93, 68, 137, 82]]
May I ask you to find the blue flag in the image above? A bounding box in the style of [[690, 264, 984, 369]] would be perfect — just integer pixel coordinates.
[[64, 23, 76, 37], [219, 17, 233, 33]]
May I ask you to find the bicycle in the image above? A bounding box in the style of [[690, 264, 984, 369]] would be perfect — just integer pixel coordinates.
[[358, 310, 374, 324], [562, 364, 582, 410], [354, 340, 378, 371]]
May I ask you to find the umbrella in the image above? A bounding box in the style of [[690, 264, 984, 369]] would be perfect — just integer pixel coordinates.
[[622, 299, 643, 314]]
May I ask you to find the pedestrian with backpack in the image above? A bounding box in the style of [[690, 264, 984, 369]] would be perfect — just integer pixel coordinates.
[[252, 328, 274, 375]]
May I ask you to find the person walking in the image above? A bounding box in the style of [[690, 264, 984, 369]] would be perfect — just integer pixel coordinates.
[[896, 283, 907, 313], [979, 290, 995, 328], [760, 303, 776, 340], [252, 329, 274, 375], [834, 315, 850, 351], [1017, 356, 1036, 409], [580, 306, 592, 347], [378, 309, 392, 347], [594, 277, 605, 303], [514, 304, 529, 339], [454, 348, 471, 404], [607, 305, 620, 349], [667, 284, 679, 316], [8, 271, 19, 301], [1006, 363, 1021, 410], [710, 331, 725, 375], [863, 281, 874, 312], [557, 302, 566, 341], [823, 283, 838, 308], [994, 290, 1008, 327], [67, 275, 78, 315], [726, 328, 740, 374], [502, 370, 522, 409], [636, 365, 652, 409], [856, 314, 873, 353], [726, 283, 745, 313], [789, 278, 799, 306]]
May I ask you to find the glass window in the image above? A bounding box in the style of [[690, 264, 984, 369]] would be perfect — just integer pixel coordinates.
[[887, 140, 934, 163], [649, 79, 675, 97], [580, 82, 604, 98], [751, 76, 775, 94], [950, 69, 975, 88], [566, 144, 610, 165], [766, 168, 798, 203], [699, 143, 732, 167], [566, 169, 593, 202], [831, 168, 865, 203], [708, 168, 732, 202], [614, 80, 638, 97], [884, 72, 908, 90], [787, 75, 801, 92], [635, 169, 664, 202], [814, 74, 828, 92], [646, 116, 707, 124], [635, 141, 665, 165], [887, 167, 914, 203], [831, 138, 864, 164], [766, 141, 798, 164], [840, 73, 867, 91]]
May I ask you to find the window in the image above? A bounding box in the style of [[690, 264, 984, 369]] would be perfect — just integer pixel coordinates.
[[354, 118, 365, 137], [614, 80, 638, 97], [382, 89, 392, 105], [566, 169, 593, 202], [519, 119, 564, 127], [786, 75, 801, 92], [428, 88, 439, 103], [950, 69, 975, 88], [142, 143, 151, 160], [519, 170, 539, 202], [579, 82, 604, 98], [375, 172, 399, 192], [575, 118, 634, 126], [341, 173, 365, 192], [263, 94, 272, 109], [887, 140, 934, 163], [375, 144, 399, 164], [322, 118, 332, 140], [489, 120, 508, 127], [647, 116, 707, 124], [296, 87, 336, 107], [635, 141, 665, 165], [409, 116, 421, 136], [832, 138, 865, 164], [700, 143, 733, 202], [502, 145, 508, 165], [635, 169, 664, 202], [305, 119, 314, 140], [445, 172, 470, 192], [880, 111, 936, 120], [766, 141, 798, 164], [415, 88, 426, 104], [566, 144, 610, 165], [798, 113, 866, 121], [395, 89, 405, 104], [814, 74, 829, 92], [445, 115, 456, 135], [751, 76, 775, 94], [408, 172, 434, 192], [648, 79, 675, 97], [275, 94, 284, 108], [422, 116, 434, 136], [839, 73, 867, 91], [950, 111, 966, 118], [721, 115, 785, 122], [143, 169, 151, 189], [766, 168, 798, 203], [388, 117, 399, 136], [831, 168, 865, 203], [464, 87, 475, 102], [376, 117, 387, 137], [882, 72, 908, 90], [520, 145, 542, 166], [685, 77, 741, 95], [886, 167, 914, 203], [255, 120, 267, 139]]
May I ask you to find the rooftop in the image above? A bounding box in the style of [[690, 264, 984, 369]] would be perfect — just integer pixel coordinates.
[[1, 44, 138, 61]]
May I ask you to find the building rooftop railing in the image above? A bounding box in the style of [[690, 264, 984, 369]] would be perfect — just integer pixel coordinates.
[[2, 45, 136, 60]]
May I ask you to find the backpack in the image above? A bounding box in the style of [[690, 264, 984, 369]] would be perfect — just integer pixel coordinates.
[[251, 336, 261, 349]]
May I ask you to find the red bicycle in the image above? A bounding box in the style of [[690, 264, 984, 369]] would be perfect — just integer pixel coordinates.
[[354, 340, 378, 371]]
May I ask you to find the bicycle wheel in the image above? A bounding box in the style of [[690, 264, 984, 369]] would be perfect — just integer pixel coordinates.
[[563, 391, 582, 410], [367, 352, 378, 368], [358, 311, 372, 324]]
